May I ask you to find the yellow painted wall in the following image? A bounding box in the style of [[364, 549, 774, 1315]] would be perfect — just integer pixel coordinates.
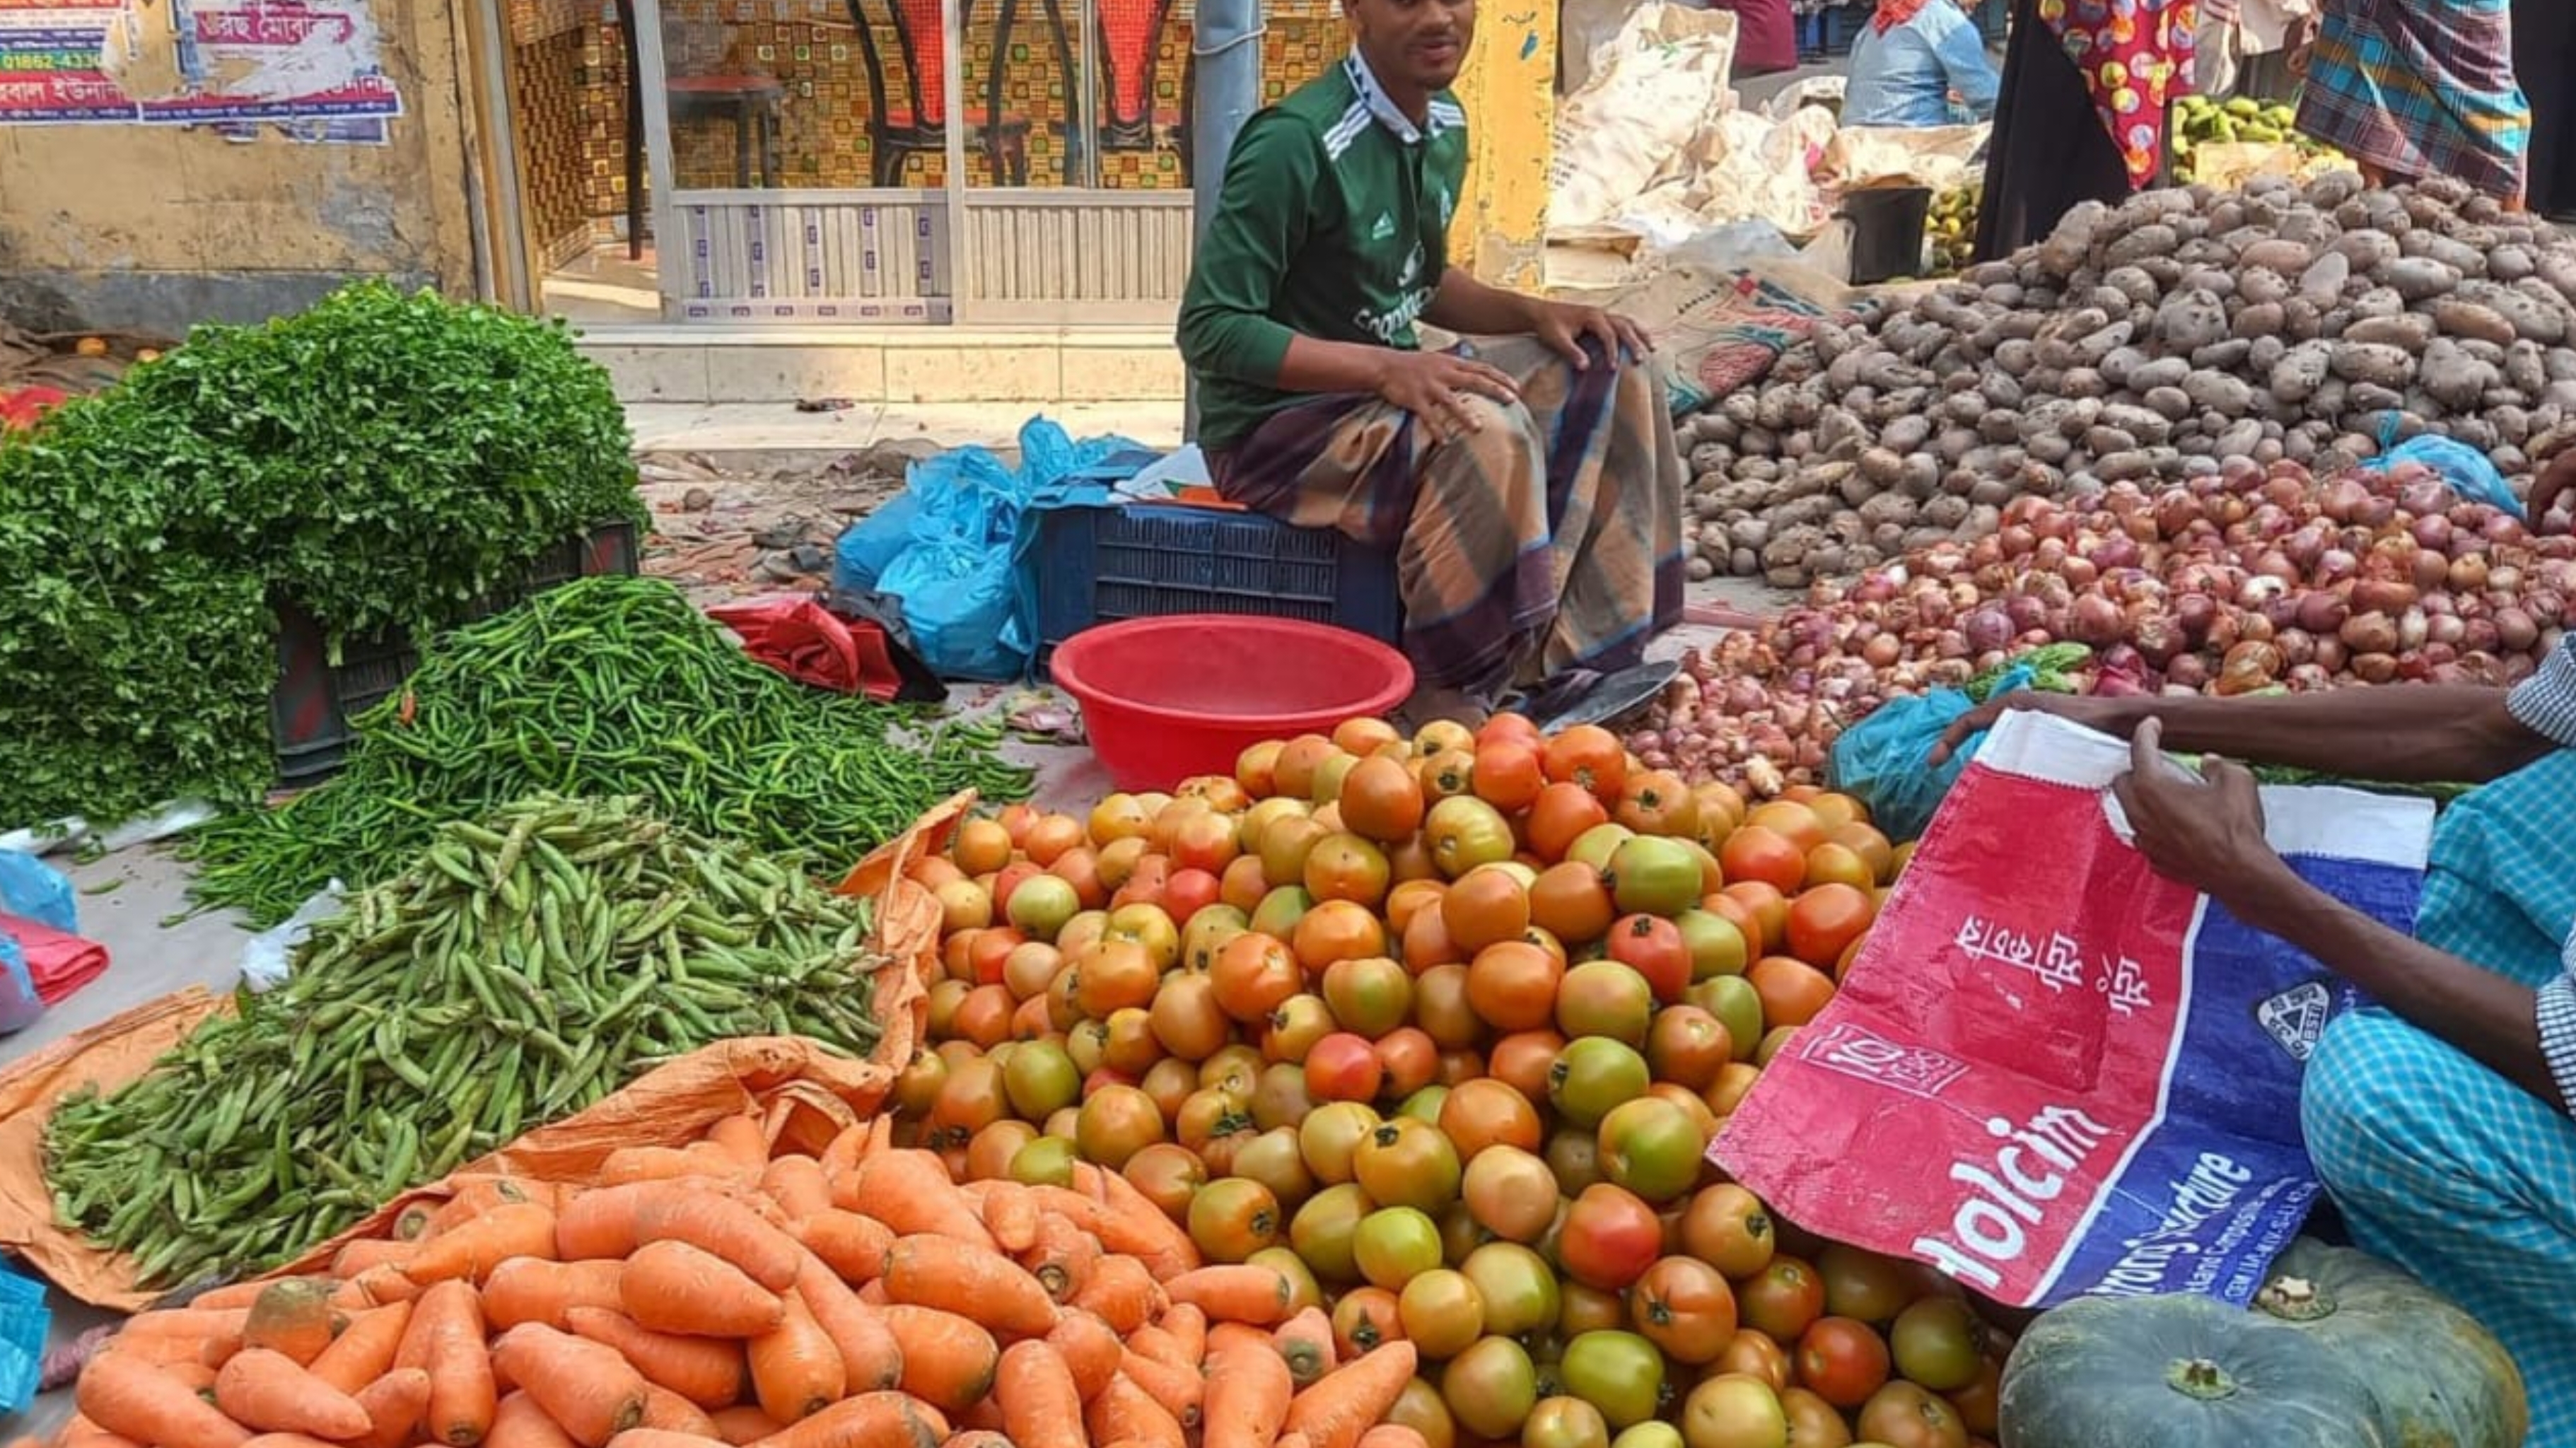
[[1446, 0, 1555, 291], [0, 0, 483, 333]]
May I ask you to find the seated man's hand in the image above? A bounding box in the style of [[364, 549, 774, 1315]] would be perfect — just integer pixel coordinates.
[[2111, 719, 2279, 902], [1375, 349, 1522, 443], [1530, 300, 1653, 370], [2530, 445, 2576, 527]]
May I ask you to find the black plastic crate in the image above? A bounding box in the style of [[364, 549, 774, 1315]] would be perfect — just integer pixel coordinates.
[[269, 520, 641, 784], [1031, 503, 1402, 671]]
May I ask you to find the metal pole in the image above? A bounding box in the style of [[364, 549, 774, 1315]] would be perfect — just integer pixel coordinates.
[[1182, 0, 1263, 442]]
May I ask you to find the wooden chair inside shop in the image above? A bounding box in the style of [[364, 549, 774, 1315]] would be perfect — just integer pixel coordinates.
[[846, 0, 1044, 186], [1077, 0, 1183, 177], [607, 0, 784, 257]]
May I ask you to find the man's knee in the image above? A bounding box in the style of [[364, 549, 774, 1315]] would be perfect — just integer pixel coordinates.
[[2302, 1010, 2484, 1214]]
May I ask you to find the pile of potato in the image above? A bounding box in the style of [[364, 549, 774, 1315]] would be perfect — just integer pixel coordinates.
[[1683, 172, 2576, 585]]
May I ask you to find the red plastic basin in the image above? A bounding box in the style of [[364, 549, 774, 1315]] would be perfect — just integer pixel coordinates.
[[1051, 614, 1416, 791]]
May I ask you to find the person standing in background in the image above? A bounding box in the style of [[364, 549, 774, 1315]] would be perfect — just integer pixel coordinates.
[[2295, 0, 2527, 204], [1843, 0, 2003, 126], [2195, 0, 2309, 102], [2513, 0, 2572, 218], [1973, 0, 2193, 260], [1708, 0, 1801, 75]]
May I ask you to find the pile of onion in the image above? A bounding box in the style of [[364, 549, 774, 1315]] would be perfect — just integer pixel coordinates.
[[1631, 458, 2576, 798]]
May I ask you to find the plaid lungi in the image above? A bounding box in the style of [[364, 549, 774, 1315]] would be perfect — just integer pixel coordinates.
[[2296, 0, 2531, 199], [1211, 336, 1686, 696], [2302, 747, 2576, 1445]]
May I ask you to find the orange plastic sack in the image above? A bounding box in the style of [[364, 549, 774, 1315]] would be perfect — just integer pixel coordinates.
[[0, 796, 962, 1312]]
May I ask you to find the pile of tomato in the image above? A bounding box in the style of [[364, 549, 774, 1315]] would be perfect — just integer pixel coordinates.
[[888, 713, 2010, 1448]]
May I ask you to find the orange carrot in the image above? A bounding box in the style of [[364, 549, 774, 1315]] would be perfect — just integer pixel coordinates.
[[1271, 1307, 1335, 1388], [214, 1349, 371, 1441], [347, 1266, 423, 1309], [76, 1348, 253, 1448], [841, 1153, 995, 1252], [974, 1184, 1042, 1256], [621, 1241, 786, 1338], [242, 1282, 342, 1367], [1045, 1311, 1121, 1403], [350, 1370, 431, 1448], [706, 1116, 771, 1171], [741, 1393, 940, 1448], [993, 1341, 1083, 1448], [122, 1307, 253, 1343], [1201, 1323, 1293, 1448], [1116, 1351, 1204, 1431], [816, 1125, 863, 1184], [560, 1187, 802, 1292], [636, 1387, 718, 1438], [404, 1205, 561, 1286], [490, 1324, 650, 1448], [1070, 1167, 1201, 1278], [1278, 1435, 1312, 1448], [599, 1149, 713, 1187], [238, 1433, 346, 1448], [705, 1408, 781, 1447], [1283, 1341, 1419, 1448], [789, 1213, 891, 1286], [484, 1392, 579, 1448], [562, 1307, 745, 1411], [1353, 1428, 1430, 1448], [1161, 1304, 1207, 1367], [57, 1414, 143, 1448], [186, 1282, 281, 1312], [1020, 1214, 1100, 1303], [307, 1305, 411, 1396], [602, 1432, 728, 1448], [791, 1256, 903, 1395], [746, 1295, 844, 1424], [414, 1280, 497, 1447], [875, 1306, 998, 1416], [331, 1241, 419, 1280], [880, 1237, 1057, 1340], [940, 1435, 1012, 1448], [853, 1280, 887, 1306], [486, 1261, 628, 1332], [757, 1159, 832, 1222], [1085, 1375, 1188, 1448], [1164, 1266, 1295, 1326], [1127, 1326, 1192, 1371], [1068, 1254, 1162, 1335]]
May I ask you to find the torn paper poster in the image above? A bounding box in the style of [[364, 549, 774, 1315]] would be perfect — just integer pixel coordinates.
[[0, 0, 399, 127]]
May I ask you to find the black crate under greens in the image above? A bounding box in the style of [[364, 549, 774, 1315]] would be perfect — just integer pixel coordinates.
[[268, 522, 641, 785]]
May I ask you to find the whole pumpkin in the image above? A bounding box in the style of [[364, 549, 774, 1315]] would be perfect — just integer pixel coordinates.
[[2254, 1239, 2529, 1448], [1996, 1293, 2389, 1448]]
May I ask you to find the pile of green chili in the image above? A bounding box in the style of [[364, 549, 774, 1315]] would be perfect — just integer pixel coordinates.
[[185, 575, 1031, 926], [49, 794, 887, 1288]]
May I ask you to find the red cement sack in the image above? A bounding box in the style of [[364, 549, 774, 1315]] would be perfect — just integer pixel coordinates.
[[1712, 711, 2435, 1308]]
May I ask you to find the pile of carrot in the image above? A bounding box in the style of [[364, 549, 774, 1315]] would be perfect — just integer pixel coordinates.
[[35, 1111, 1428, 1448]]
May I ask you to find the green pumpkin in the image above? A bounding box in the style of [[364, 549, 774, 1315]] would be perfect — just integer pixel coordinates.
[[2254, 1239, 2529, 1448], [1998, 1294, 2391, 1448]]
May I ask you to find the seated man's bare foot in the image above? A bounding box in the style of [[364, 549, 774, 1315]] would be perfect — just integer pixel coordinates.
[[1398, 684, 1490, 735]]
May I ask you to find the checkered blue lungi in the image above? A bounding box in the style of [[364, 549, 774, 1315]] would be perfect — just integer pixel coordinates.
[[2303, 747, 2576, 1446]]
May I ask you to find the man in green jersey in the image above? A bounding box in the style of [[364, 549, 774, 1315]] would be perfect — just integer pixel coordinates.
[[1177, 0, 1686, 725]]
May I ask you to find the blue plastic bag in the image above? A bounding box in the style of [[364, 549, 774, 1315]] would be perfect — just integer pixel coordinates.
[[0, 930, 41, 1037], [830, 418, 1155, 682], [1828, 665, 2034, 842], [0, 1258, 47, 1413], [2366, 432, 2523, 519], [0, 848, 74, 934]]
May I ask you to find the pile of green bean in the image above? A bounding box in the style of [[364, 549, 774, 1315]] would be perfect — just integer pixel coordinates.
[[186, 574, 1030, 926], [48, 794, 886, 1289]]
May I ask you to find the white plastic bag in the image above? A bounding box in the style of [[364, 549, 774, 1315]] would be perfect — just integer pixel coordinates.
[[1546, 4, 1739, 233], [239, 880, 344, 993]]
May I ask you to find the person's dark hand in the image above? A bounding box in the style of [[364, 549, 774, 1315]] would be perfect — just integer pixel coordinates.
[[1375, 349, 1522, 444], [2109, 718, 2282, 899], [1529, 300, 1654, 370], [1925, 691, 2135, 767], [2529, 447, 2576, 527]]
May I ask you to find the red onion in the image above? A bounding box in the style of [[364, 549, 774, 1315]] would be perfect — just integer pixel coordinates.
[[2411, 515, 2454, 552], [2216, 641, 2284, 695], [2496, 607, 2540, 653], [2341, 612, 2400, 655], [2295, 592, 2348, 634], [2350, 653, 2400, 684], [2070, 595, 2126, 647]]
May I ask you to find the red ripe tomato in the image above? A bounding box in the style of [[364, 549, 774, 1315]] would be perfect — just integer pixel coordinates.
[[1556, 1184, 1663, 1291], [1794, 1316, 1892, 1409], [1305, 1032, 1388, 1104], [1628, 1256, 1739, 1365], [1739, 1256, 1827, 1343], [1604, 914, 1691, 1003], [1541, 725, 1629, 805]]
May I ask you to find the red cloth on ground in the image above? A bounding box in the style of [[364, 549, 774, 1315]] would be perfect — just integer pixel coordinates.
[[0, 913, 109, 1005]]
